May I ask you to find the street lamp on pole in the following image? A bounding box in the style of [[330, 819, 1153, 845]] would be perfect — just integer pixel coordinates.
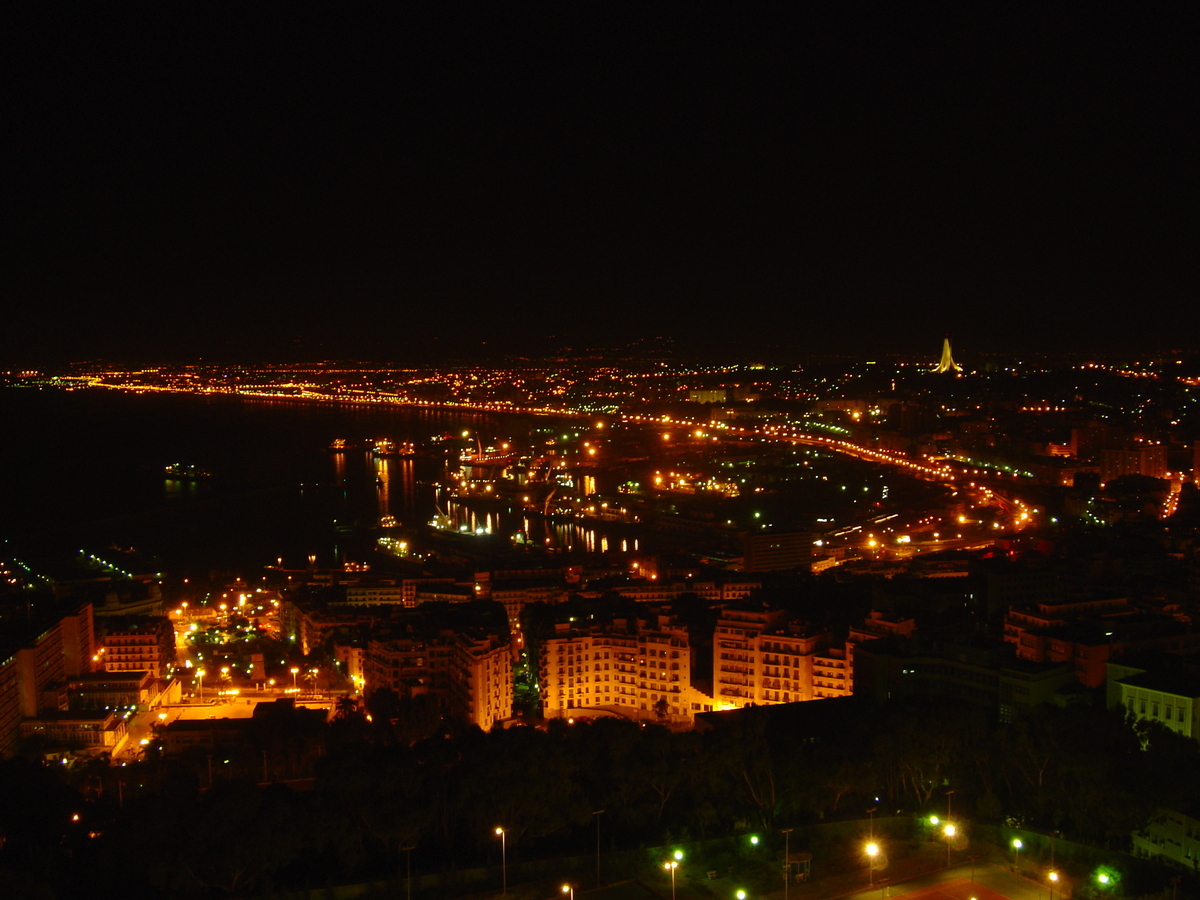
[[400, 844, 415, 900], [197, 669, 206, 700], [781, 827, 793, 900], [1049, 869, 1059, 900], [290, 666, 299, 691], [562, 884, 574, 900], [664, 860, 679, 900], [866, 842, 880, 887], [943, 824, 956, 867], [1012, 838, 1023, 874], [593, 809, 604, 888], [495, 827, 506, 895]]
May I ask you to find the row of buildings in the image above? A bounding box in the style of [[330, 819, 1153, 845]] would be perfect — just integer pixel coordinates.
[[0, 603, 178, 756], [287, 556, 1200, 735]]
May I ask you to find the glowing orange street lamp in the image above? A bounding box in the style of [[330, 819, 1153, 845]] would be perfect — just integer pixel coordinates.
[[664, 858, 680, 900], [943, 824, 957, 866], [495, 827, 506, 895], [866, 842, 880, 886]]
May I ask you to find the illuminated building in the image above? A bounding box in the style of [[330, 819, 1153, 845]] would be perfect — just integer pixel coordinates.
[[365, 629, 512, 731], [539, 615, 705, 724], [934, 336, 962, 374], [20, 709, 127, 749], [0, 603, 95, 756], [59, 671, 156, 711], [97, 616, 175, 679], [713, 605, 848, 708], [1100, 445, 1167, 484]]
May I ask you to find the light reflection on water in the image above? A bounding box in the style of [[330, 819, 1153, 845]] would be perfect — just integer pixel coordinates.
[[2, 386, 580, 573], [438, 496, 637, 552]]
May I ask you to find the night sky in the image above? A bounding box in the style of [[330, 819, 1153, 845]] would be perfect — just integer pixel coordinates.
[[7, 6, 1197, 365]]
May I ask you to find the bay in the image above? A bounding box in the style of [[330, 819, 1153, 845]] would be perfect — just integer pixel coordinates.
[[0, 387, 518, 578]]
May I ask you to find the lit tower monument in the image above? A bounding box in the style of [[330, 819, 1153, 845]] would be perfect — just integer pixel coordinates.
[[934, 336, 962, 374]]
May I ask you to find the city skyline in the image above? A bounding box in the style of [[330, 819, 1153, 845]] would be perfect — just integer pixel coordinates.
[[3, 8, 1200, 897], [6, 6, 1197, 366]]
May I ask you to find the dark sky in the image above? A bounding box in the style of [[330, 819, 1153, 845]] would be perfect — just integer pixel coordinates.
[[6, 5, 1197, 365]]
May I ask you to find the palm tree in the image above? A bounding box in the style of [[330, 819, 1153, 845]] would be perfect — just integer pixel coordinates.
[[335, 694, 359, 720]]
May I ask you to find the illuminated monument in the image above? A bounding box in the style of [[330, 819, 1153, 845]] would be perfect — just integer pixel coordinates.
[[934, 336, 962, 374]]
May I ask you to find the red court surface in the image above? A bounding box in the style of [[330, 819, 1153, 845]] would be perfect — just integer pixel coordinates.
[[887, 878, 1011, 900]]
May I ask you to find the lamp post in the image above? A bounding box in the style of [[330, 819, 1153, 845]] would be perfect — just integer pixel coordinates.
[[562, 884, 574, 900], [866, 842, 880, 887], [290, 666, 299, 691], [1049, 869, 1059, 900], [781, 827, 793, 900], [197, 669, 206, 701], [594, 809, 604, 888], [400, 844, 415, 900], [1012, 838, 1023, 874], [664, 861, 678, 900], [495, 827, 506, 895], [943, 824, 956, 867]]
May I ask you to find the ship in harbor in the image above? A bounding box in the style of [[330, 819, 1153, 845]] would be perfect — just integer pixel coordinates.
[[372, 438, 416, 457], [327, 438, 370, 452], [163, 463, 211, 479]]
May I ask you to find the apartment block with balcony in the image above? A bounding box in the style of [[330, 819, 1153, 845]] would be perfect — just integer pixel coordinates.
[[364, 628, 512, 731], [712, 605, 847, 709], [539, 614, 699, 725], [0, 603, 94, 757], [97, 616, 175, 679]]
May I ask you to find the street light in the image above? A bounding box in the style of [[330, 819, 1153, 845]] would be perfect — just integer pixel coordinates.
[[400, 844, 415, 900], [664, 860, 679, 900], [495, 827, 506, 895], [781, 827, 794, 900], [736, 891, 747, 900], [943, 824, 956, 867], [562, 884, 574, 900], [1049, 870, 1059, 900], [197, 669, 206, 700], [866, 842, 880, 887], [593, 809, 604, 888], [290, 666, 299, 691], [1012, 838, 1023, 873]]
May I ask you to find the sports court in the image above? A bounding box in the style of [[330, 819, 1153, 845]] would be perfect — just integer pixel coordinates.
[[887, 877, 1011, 900]]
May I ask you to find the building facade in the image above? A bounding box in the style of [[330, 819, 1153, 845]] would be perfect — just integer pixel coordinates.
[[97, 616, 175, 679], [712, 605, 849, 709], [539, 615, 702, 725]]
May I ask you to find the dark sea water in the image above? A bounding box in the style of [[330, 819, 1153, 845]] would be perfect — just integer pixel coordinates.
[[0, 387, 519, 578]]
